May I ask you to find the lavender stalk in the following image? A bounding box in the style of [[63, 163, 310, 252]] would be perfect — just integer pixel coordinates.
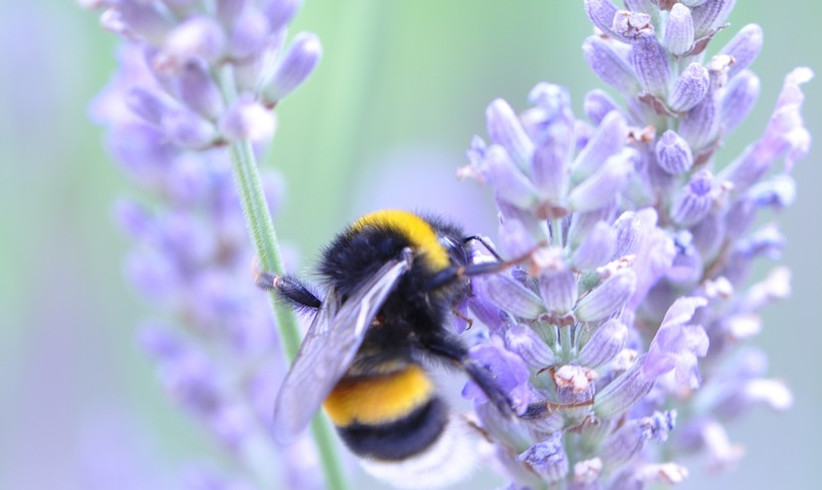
[[82, 1, 345, 488]]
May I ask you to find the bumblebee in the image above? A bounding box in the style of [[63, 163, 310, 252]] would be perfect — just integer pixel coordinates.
[[257, 209, 514, 488]]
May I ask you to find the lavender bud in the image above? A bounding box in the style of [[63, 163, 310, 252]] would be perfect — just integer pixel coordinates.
[[671, 170, 714, 227], [575, 269, 636, 322], [571, 221, 617, 270], [678, 91, 717, 150], [518, 432, 569, 483], [583, 37, 640, 95], [667, 232, 704, 284], [719, 24, 764, 79], [643, 297, 709, 389], [485, 145, 539, 209], [498, 218, 539, 259], [167, 154, 210, 204], [505, 324, 558, 369], [720, 70, 760, 134], [667, 62, 709, 112], [571, 110, 628, 182], [569, 150, 635, 213], [583, 89, 620, 125], [691, 211, 725, 260], [126, 87, 173, 126], [629, 33, 671, 96], [157, 16, 226, 73], [216, 0, 251, 25], [538, 262, 578, 315], [486, 98, 535, 169], [219, 98, 277, 142], [261, 32, 322, 104], [655, 130, 694, 175], [749, 174, 796, 209], [584, 0, 619, 37], [691, 0, 736, 37], [578, 319, 628, 368], [740, 266, 791, 312], [663, 3, 694, 55], [601, 411, 676, 468], [680, 0, 709, 6], [612, 210, 641, 258], [227, 6, 271, 59], [594, 359, 654, 417], [163, 109, 219, 148], [102, 3, 172, 43], [177, 59, 224, 120], [567, 207, 614, 251], [485, 274, 546, 320], [714, 378, 793, 420], [531, 146, 569, 202], [114, 198, 152, 239], [262, 0, 301, 32], [527, 84, 574, 199]]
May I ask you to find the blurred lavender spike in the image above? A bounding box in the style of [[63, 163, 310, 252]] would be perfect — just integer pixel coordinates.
[[85, 0, 323, 487]]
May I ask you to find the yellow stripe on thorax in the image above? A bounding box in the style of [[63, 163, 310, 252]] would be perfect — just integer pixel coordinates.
[[352, 210, 450, 271], [323, 365, 434, 427]]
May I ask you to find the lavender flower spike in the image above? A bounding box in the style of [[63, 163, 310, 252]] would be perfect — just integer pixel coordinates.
[[462, 5, 807, 479]]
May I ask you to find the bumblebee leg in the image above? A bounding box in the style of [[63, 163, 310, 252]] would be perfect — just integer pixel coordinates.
[[521, 399, 594, 419], [418, 332, 513, 417], [255, 271, 322, 310]]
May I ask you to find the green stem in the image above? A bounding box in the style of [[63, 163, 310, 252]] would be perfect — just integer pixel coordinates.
[[227, 139, 348, 490], [559, 322, 573, 362]]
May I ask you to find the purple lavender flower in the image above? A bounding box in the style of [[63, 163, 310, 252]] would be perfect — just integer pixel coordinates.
[[459, 1, 810, 487], [84, 0, 322, 487]]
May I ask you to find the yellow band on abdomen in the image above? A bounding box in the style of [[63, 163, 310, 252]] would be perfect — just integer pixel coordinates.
[[352, 210, 450, 271], [323, 365, 434, 427]]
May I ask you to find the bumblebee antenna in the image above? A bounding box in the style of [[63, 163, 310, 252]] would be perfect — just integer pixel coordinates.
[[424, 240, 547, 291], [461, 235, 504, 262]]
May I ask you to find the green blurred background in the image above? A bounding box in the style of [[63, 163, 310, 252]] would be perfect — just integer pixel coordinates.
[[1, 0, 819, 488]]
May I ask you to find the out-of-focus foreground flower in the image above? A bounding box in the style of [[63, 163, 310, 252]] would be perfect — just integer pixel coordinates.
[[83, 0, 321, 488], [460, 0, 810, 488]]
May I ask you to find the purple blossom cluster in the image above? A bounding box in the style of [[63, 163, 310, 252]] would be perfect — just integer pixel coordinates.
[[460, 0, 810, 488], [84, 0, 321, 488]]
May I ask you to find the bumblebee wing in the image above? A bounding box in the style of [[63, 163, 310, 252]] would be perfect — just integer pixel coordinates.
[[272, 249, 413, 442]]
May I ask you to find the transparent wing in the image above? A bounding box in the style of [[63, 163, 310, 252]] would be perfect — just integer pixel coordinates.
[[272, 249, 413, 442]]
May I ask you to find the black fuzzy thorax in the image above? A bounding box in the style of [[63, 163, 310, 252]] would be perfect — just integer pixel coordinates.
[[318, 216, 468, 351]]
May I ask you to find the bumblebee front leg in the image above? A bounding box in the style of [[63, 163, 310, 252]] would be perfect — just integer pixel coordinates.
[[255, 270, 322, 310]]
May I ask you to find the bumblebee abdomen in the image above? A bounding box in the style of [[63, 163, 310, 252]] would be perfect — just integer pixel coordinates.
[[322, 364, 447, 461], [337, 397, 448, 461], [323, 364, 434, 426]]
